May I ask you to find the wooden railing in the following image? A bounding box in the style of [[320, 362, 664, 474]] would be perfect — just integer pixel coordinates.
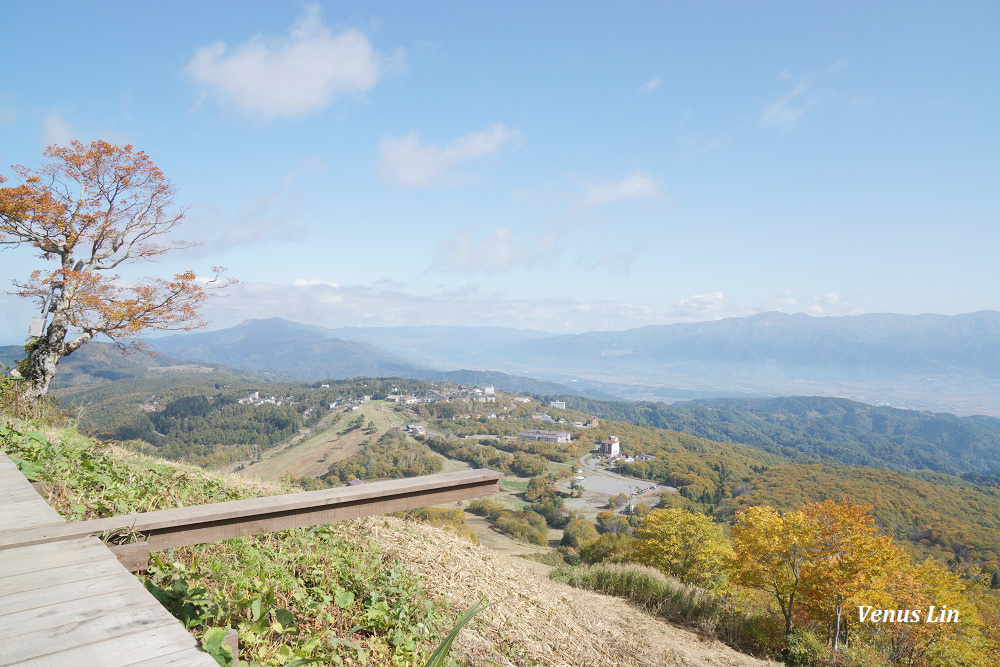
[[0, 469, 502, 571]]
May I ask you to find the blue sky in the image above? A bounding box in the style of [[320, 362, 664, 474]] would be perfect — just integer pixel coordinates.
[[1, 2, 998, 344]]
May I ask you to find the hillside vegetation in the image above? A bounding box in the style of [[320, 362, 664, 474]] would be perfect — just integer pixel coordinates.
[[43, 370, 1000, 576], [0, 406, 778, 666], [557, 394, 1000, 477]]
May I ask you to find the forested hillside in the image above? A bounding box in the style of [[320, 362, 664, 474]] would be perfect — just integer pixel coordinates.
[[554, 394, 1000, 477], [60, 377, 441, 466]]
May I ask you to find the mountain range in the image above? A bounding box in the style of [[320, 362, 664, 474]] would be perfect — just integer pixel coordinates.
[[6, 311, 1000, 415], [147, 311, 1000, 416]]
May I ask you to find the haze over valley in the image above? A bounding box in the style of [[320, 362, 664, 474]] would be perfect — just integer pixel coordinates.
[[133, 310, 1000, 417]]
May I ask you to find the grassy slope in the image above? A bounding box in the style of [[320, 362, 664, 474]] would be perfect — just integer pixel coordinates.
[[235, 401, 398, 480], [0, 412, 779, 666]]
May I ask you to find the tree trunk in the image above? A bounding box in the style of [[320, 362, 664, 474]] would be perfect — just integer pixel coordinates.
[[833, 594, 844, 651], [22, 332, 66, 404], [21, 270, 98, 404]]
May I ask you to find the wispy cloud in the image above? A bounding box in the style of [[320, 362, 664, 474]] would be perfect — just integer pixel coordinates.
[[640, 76, 662, 93], [198, 280, 670, 334], [186, 3, 385, 121], [180, 177, 305, 254], [432, 226, 556, 274], [377, 123, 521, 188], [751, 291, 798, 313], [679, 134, 730, 156], [670, 291, 730, 319], [808, 292, 860, 316], [761, 60, 856, 129], [582, 170, 661, 206], [175, 280, 869, 338], [39, 112, 129, 148], [592, 243, 646, 274], [760, 81, 819, 129], [42, 112, 78, 146]]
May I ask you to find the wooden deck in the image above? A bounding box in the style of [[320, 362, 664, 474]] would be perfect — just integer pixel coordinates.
[[0, 452, 227, 666], [0, 450, 502, 665]]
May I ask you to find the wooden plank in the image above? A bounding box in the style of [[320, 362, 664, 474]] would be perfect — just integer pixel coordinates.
[[0, 551, 128, 596], [0, 485, 45, 504], [0, 587, 167, 640], [0, 532, 212, 667], [0, 469, 502, 551], [0, 500, 65, 531], [122, 645, 221, 667], [0, 602, 180, 663], [0, 538, 111, 583], [140, 476, 500, 551], [0, 561, 142, 617], [7, 622, 216, 667], [0, 453, 64, 533]]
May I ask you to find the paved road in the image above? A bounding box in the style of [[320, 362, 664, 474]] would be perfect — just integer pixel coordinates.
[[572, 451, 676, 497]]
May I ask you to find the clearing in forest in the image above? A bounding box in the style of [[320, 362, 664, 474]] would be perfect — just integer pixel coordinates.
[[241, 400, 400, 481]]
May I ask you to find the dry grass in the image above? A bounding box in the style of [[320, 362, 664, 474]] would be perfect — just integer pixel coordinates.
[[338, 516, 781, 667], [4, 411, 779, 665]]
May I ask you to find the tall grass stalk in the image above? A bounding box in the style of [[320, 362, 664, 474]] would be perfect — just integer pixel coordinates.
[[423, 598, 500, 667], [552, 563, 781, 657]]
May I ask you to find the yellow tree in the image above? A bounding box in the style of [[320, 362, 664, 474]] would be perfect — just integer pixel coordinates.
[[729, 505, 816, 634], [859, 558, 986, 666], [799, 500, 900, 649], [631, 508, 732, 589], [0, 141, 229, 402]]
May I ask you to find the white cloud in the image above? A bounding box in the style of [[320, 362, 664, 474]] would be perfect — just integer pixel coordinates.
[[640, 76, 662, 93], [292, 278, 341, 288], [378, 123, 521, 188], [197, 281, 673, 334], [679, 134, 730, 156], [0, 108, 16, 128], [180, 177, 305, 254], [186, 3, 383, 121], [808, 292, 858, 316], [592, 243, 646, 274], [751, 291, 798, 313], [176, 280, 871, 340], [761, 81, 819, 128], [671, 291, 729, 319], [42, 113, 78, 146], [433, 226, 556, 274], [827, 58, 850, 73], [583, 170, 661, 206]]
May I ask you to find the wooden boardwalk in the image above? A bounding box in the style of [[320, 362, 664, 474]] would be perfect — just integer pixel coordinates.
[[0, 449, 502, 665], [0, 452, 217, 666]]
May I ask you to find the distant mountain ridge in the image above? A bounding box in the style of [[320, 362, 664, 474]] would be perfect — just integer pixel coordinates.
[[149, 318, 421, 380], [481, 310, 1000, 415], [489, 310, 1000, 376], [147, 319, 594, 397], [11, 311, 1000, 415]]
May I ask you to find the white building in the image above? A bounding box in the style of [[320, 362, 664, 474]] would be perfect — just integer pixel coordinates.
[[518, 429, 571, 444], [600, 435, 621, 457]]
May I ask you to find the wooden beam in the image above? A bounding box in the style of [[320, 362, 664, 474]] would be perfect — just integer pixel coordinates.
[[109, 541, 152, 572], [0, 469, 501, 553]]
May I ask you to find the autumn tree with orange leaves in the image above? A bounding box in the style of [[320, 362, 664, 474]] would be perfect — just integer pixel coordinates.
[[0, 141, 229, 404]]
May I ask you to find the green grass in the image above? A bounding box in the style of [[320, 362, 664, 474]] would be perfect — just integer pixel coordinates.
[[500, 477, 528, 493], [0, 416, 469, 666]]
